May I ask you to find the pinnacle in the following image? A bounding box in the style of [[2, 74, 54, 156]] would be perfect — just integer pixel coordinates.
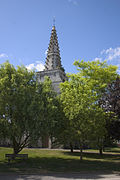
[[52, 25, 55, 30], [45, 25, 62, 70]]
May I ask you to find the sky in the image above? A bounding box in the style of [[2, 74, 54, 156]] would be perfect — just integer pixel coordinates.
[[0, 0, 120, 74]]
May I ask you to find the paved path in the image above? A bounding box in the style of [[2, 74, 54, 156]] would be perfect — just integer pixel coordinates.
[[0, 173, 120, 180]]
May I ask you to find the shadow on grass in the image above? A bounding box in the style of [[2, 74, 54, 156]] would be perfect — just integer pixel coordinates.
[[63, 151, 120, 160], [104, 149, 120, 154], [0, 152, 120, 175]]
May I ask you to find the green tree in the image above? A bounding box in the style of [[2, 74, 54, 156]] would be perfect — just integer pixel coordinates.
[[101, 77, 120, 142], [31, 76, 58, 147], [0, 62, 57, 154], [60, 60, 117, 159], [53, 99, 77, 152], [0, 62, 37, 154]]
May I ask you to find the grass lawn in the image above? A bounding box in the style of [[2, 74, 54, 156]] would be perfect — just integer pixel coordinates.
[[0, 147, 120, 173]]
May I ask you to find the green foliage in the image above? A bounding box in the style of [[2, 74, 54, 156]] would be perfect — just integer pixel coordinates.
[[73, 60, 117, 95], [60, 60, 117, 159], [0, 62, 57, 154], [53, 98, 77, 150], [30, 76, 58, 139]]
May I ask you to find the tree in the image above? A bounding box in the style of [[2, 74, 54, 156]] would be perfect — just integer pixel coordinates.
[[31, 76, 58, 147], [0, 62, 36, 154], [101, 77, 120, 142], [0, 62, 57, 154], [53, 99, 77, 152], [60, 60, 117, 159]]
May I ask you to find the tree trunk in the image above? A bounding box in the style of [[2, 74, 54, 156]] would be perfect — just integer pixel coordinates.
[[13, 138, 20, 155], [13, 144, 21, 155], [80, 145, 83, 160], [12, 135, 29, 155], [70, 142, 73, 153], [99, 147, 103, 155]]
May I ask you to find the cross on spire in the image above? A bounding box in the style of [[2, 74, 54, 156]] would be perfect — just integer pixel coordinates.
[[53, 17, 55, 26]]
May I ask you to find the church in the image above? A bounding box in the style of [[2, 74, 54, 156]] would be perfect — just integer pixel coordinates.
[[37, 24, 67, 94], [36, 24, 67, 148]]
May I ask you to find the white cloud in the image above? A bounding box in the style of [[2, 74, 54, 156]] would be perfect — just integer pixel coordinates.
[[68, 0, 78, 5], [45, 49, 48, 56], [93, 46, 120, 74], [26, 63, 35, 70], [93, 57, 102, 62], [101, 47, 120, 61], [26, 61, 45, 71], [36, 63, 45, 71], [0, 53, 8, 58]]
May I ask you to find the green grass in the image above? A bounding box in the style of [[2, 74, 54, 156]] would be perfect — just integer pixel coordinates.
[[0, 147, 120, 173]]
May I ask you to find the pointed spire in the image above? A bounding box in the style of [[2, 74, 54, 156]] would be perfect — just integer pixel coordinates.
[[45, 24, 63, 70]]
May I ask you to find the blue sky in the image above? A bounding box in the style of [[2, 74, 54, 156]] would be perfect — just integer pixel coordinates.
[[0, 0, 120, 73]]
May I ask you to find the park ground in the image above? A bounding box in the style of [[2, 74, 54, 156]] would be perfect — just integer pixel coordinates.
[[0, 147, 120, 179], [0, 173, 120, 180]]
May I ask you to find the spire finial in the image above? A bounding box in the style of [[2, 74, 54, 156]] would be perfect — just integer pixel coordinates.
[[53, 17, 55, 27]]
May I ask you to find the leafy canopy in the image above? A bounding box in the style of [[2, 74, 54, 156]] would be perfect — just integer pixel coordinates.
[[0, 62, 57, 154], [60, 60, 117, 158]]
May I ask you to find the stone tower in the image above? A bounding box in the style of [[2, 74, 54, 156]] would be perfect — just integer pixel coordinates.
[[37, 25, 67, 93], [45, 25, 62, 70]]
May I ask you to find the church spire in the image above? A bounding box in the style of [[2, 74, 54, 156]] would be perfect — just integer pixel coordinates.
[[45, 25, 63, 70]]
